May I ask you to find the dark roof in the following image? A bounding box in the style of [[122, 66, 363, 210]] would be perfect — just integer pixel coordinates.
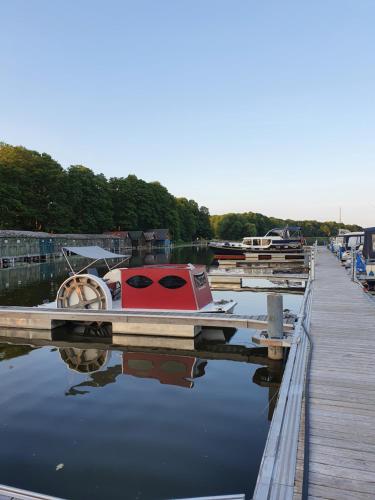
[[148, 228, 170, 240], [128, 231, 145, 240]]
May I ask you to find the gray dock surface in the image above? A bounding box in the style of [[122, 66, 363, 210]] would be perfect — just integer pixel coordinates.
[[295, 248, 375, 499]]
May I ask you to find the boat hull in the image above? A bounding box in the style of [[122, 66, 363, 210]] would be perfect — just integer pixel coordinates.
[[209, 240, 303, 256]]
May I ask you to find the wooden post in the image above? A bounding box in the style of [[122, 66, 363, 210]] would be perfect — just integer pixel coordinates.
[[267, 293, 283, 360]]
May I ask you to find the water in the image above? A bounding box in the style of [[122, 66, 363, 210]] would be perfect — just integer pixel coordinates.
[[0, 246, 302, 499]]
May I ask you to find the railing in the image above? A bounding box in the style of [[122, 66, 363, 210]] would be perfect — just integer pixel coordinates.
[[252, 246, 315, 500]]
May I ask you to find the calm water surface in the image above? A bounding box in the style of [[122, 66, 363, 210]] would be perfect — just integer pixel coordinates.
[[0, 246, 302, 499]]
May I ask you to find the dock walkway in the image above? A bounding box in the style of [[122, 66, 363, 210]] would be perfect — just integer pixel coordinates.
[[297, 248, 375, 499]]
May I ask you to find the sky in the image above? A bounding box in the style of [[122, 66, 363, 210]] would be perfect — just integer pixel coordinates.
[[1, 0, 374, 226]]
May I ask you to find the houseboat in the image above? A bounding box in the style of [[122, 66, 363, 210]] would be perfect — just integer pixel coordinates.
[[209, 226, 304, 256]]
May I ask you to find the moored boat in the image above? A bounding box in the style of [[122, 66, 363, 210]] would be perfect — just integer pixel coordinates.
[[209, 226, 304, 256], [41, 246, 236, 314]]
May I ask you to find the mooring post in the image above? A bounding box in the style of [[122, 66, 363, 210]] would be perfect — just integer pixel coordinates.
[[267, 293, 284, 360]]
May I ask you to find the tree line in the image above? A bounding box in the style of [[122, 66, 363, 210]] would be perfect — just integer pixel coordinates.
[[210, 212, 362, 240], [0, 143, 212, 241], [0, 143, 361, 242]]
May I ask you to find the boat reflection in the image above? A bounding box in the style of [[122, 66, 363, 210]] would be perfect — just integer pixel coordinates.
[[59, 347, 111, 373], [123, 352, 207, 388]]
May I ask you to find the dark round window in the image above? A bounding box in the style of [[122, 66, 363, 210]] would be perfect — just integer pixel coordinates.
[[126, 275, 153, 288], [158, 275, 187, 289]]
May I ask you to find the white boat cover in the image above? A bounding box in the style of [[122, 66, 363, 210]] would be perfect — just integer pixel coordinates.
[[62, 246, 129, 259]]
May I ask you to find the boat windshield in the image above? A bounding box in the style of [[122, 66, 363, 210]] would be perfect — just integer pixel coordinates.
[[265, 228, 284, 238]]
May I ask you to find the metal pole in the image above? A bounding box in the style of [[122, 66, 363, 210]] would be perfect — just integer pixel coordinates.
[[351, 247, 356, 281], [310, 246, 315, 281]]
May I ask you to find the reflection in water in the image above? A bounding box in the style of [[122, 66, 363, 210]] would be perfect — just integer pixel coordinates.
[[0, 343, 36, 361], [123, 352, 207, 388], [0, 333, 284, 499], [253, 365, 283, 421], [56, 342, 283, 422], [59, 348, 110, 373], [59, 347, 207, 392]]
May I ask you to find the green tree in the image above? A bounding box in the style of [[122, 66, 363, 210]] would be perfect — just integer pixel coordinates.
[[197, 206, 213, 239], [0, 143, 69, 231], [67, 165, 113, 232]]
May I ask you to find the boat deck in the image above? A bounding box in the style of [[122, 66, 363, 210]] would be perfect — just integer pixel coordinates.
[[295, 248, 375, 499]]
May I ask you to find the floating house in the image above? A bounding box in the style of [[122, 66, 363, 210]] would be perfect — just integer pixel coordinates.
[[148, 228, 171, 247], [143, 231, 155, 250], [128, 231, 147, 248]]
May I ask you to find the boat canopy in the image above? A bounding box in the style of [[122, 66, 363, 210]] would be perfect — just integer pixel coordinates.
[[62, 246, 131, 275], [63, 246, 128, 260], [265, 226, 302, 238], [363, 227, 375, 260], [343, 231, 364, 250]]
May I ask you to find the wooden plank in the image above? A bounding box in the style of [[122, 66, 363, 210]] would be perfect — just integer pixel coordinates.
[[295, 469, 375, 495]]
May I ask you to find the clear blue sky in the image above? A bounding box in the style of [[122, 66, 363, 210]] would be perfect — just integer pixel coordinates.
[[1, 0, 374, 226]]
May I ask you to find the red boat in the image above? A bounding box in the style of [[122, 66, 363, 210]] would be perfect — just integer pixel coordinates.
[[50, 246, 236, 314]]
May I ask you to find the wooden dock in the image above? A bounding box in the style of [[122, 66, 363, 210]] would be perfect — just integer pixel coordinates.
[[254, 245, 375, 499], [294, 248, 375, 499]]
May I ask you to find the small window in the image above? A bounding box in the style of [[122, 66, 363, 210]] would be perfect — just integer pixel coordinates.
[[194, 272, 207, 288], [159, 275, 187, 289], [126, 275, 153, 288]]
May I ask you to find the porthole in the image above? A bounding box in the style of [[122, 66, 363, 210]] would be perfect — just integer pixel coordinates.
[[159, 275, 187, 289], [126, 275, 153, 288]]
